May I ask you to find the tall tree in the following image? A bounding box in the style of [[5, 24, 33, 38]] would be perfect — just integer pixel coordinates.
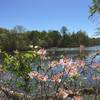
[[11, 25, 26, 33], [60, 26, 68, 36], [46, 30, 62, 47], [76, 30, 89, 46], [28, 30, 40, 46]]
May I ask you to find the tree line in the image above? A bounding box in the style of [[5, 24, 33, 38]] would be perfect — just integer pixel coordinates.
[[0, 25, 100, 52]]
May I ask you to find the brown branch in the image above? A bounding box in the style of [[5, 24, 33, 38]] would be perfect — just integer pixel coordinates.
[[0, 83, 100, 100]]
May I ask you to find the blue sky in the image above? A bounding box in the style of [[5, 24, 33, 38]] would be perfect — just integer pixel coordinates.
[[0, 0, 99, 37]]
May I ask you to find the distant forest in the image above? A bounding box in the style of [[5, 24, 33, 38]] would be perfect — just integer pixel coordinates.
[[0, 25, 100, 52]]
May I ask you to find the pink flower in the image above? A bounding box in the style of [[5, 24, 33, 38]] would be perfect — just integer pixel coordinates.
[[28, 71, 38, 78], [68, 68, 78, 77], [28, 71, 48, 82], [37, 48, 46, 55], [92, 62, 100, 69], [56, 88, 69, 99], [49, 61, 58, 69], [92, 76, 100, 80], [37, 74, 48, 82], [59, 58, 72, 67], [65, 66, 78, 77], [42, 75, 48, 82], [75, 59, 85, 68], [51, 72, 64, 82], [73, 96, 82, 100]]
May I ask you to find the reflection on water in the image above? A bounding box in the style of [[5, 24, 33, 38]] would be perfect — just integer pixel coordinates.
[[47, 45, 100, 54], [47, 46, 100, 61]]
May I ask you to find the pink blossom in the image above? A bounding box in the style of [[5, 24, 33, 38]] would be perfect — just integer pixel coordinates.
[[56, 88, 69, 99], [64, 65, 78, 77], [73, 96, 82, 100], [92, 62, 100, 68], [28, 71, 48, 82], [75, 59, 85, 68], [92, 76, 100, 80], [51, 72, 64, 82], [59, 58, 72, 67], [49, 61, 58, 69], [68, 67, 78, 77], [37, 48, 46, 55]]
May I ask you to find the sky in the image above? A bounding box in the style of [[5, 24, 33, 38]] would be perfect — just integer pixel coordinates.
[[0, 0, 99, 37]]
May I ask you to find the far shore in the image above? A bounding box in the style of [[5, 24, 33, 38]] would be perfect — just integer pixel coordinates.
[[47, 45, 100, 52]]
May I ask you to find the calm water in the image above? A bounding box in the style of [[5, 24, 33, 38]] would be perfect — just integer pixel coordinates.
[[47, 45, 100, 56], [47, 45, 100, 52]]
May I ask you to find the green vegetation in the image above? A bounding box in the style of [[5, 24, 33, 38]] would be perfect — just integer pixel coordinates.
[[0, 25, 100, 52], [89, 0, 100, 16], [89, 0, 100, 36], [2, 49, 39, 92]]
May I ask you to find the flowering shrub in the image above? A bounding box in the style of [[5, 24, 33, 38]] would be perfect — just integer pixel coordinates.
[[1, 48, 100, 99]]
